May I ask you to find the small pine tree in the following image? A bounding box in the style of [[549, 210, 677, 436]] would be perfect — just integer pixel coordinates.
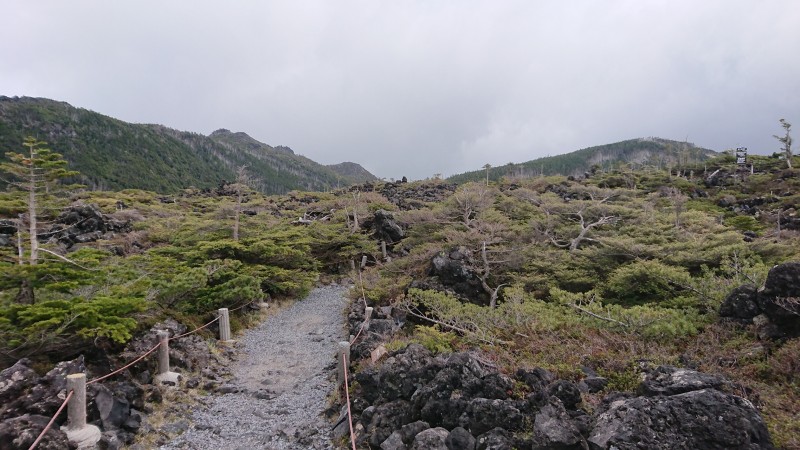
[[0, 137, 79, 303], [774, 119, 793, 169], [1, 137, 79, 265]]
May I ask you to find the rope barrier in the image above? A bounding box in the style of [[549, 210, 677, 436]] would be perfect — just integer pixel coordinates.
[[87, 342, 161, 385], [349, 269, 370, 345], [25, 296, 262, 448], [357, 270, 368, 309], [229, 298, 260, 313], [28, 389, 73, 450], [349, 321, 365, 345], [170, 316, 220, 341], [342, 352, 357, 450]]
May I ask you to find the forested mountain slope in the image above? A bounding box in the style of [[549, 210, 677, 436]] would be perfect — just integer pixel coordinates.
[[0, 96, 375, 194], [448, 137, 719, 183]]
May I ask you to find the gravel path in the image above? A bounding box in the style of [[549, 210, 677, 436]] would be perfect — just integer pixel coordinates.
[[160, 285, 349, 450]]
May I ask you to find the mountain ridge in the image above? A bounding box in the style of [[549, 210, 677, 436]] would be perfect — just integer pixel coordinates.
[[0, 96, 376, 194], [448, 137, 720, 183]]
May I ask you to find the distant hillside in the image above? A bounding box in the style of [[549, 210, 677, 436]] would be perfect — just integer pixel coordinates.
[[448, 138, 719, 184], [326, 162, 378, 184], [206, 128, 375, 192], [0, 96, 375, 194]]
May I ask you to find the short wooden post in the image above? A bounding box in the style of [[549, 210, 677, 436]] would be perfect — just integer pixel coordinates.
[[380, 241, 387, 260], [337, 341, 351, 389], [62, 373, 100, 447], [350, 260, 356, 272], [154, 331, 180, 386], [360, 255, 368, 269], [157, 331, 170, 374], [219, 308, 232, 342], [66, 373, 88, 431], [364, 306, 373, 331]]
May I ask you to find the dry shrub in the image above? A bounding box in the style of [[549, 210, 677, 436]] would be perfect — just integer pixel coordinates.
[[119, 230, 149, 254], [769, 338, 800, 383], [110, 208, 145, 222], [501, 326, 677, 383]]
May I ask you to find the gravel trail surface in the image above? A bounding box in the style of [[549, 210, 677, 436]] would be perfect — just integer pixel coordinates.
[[160, 285, 349, 450]]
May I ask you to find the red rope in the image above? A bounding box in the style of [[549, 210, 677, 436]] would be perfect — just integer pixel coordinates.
[[28, 389, 73, 450], [229, 298, 259, 313], [26, 298, 261, 447], [342, 352, 357, 450], [170, 316, 220, 341], [87, 341, 161, 385], [349, 321, 365, 345]]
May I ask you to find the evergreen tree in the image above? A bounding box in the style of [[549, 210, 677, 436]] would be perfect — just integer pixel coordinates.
[[774, 119, 793, 169], [0, 137, 79, 302]]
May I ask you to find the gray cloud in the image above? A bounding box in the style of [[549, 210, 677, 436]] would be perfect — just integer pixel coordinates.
[[3, 0, 799, 180]]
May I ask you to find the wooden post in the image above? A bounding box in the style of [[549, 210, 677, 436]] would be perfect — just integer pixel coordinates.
[[337, 341, 351, 389], [154, 331, 180, 386], [360, 255, 368, 269], [62, 373, 100, 447], [350, 259, 356, 272], [219, 308, 232, 342], [157, 331, 170, 374], [380, 240, 387, 260], [66, 373, 88, 431], [364, 306, 373, 331]]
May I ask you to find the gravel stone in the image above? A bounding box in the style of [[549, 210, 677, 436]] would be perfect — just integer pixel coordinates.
[[159, 285, 349, 450]]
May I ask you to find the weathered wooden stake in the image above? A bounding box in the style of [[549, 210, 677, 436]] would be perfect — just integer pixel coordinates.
[[337, 341, 351, 389], [364, 306, 373, 331], [62, 373, 100, 448], [350, 259, 356, 272], [380, 240, 387, 260], [66, 374, 88, 430], [154, 331, 180, 386], [157, 331, 170, 374], [219, 308, 232, 342], [360, 255, 368, 269]]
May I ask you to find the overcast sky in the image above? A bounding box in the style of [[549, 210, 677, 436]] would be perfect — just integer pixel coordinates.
[[3, 1, 800, 180]]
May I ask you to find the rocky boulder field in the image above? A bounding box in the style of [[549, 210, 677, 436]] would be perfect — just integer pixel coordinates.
[[343, 296, 780, 450], [347, 343, 773, 450]]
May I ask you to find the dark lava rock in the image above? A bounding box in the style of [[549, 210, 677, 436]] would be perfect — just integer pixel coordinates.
[[91, 384, 132, 430], [462, 398, 523, 435], [355, 344, 441, 405], [379, 182, 457, 211], [0, 414, 69, 450], [515, 367, 555, 393], [367, 400, 413, 448], [476, 427, 514, 450], [638, 366, 724, 397], [380, 420, 430, 449], [446, 426, 476, 450], [410, 353, 490, 429], [98, 430, 124, 450], [352, 346, 774, 450], [9, 357, 85, 419], [719, 284, 760, 323], [410, 427, 449, 450], [0, 359, 41, 420], [47, 203, 131, 248], [547, 380, 582, 410], [588, 389, 773, 450], [756, 262, 800, 338], [428, 250, 489, 305], [370, 209, 405, 243], [532, 399, 588, 450], [582, 377, 608, 394], [397, 420, 430, 444]]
